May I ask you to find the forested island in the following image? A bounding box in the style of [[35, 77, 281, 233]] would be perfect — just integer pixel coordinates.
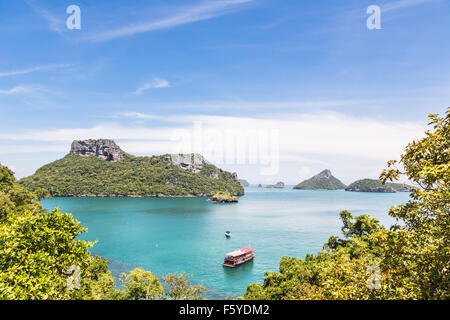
[[293, 170, 414, 193], [19, 139, 244, 197], [345, 179, 414, 193], [294, 169, 346, 190]]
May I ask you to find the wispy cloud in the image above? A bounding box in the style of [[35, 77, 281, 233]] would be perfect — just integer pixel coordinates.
[[0, 64, 73, 77], [86, 0, 253, 42], [117, 112, 165, 120], [0, 86, 32, 95], [113, 98, 405, 113], [382, 0, 439, 12], [26, 0, 65, 32], [133, 78, 171, 94]]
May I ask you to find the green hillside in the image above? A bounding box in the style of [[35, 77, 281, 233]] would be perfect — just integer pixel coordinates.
[[19, 140, 244, 197], [294, 170, 346, 190]]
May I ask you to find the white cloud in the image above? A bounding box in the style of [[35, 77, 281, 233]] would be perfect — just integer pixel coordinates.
[[133, 78, 170, 95], [86, 0, 253, 42], [382, 0, 439, 12], [0, 86, 32, 95], [0, 111, 425, 167], [0, 64, 73, 77], [113, 98, 406, 112], [117, 112, 164, 120]]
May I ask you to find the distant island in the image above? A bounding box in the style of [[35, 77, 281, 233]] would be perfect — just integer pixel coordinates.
[[19, 139, 244, 197], [266, 182, 285, 189], [238, 179, 250, 187], [294, 170, 346, 190], [345, 179, 414, 193]]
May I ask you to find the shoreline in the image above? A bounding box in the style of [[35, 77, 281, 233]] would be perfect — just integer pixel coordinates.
[[47, 194, 244, 199]]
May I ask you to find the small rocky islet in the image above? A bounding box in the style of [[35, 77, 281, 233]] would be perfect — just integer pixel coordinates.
[[208, 191, 239, 203], [266, 182, 285, 189]]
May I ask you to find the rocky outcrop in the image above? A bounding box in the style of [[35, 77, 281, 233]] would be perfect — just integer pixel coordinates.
[[294, 169, 346, 190], [266, 182, 285, 189], [70, 139, 125, 162], [166, 154, 209, 173], [314, 169, 332, 179]]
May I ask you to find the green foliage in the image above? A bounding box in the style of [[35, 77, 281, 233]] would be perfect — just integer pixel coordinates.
[[244, 109, 450, 300], [19, 154, 244, 197], [0, 163, 111, 300], [163, 272, 206, 300], [210, 191, 238, 203], [121, 268, 164, 300], [34, 188, 52, 200], [345, 179, 413, 193], [379, 109, 450, 299], [0, 163, 209, 300]]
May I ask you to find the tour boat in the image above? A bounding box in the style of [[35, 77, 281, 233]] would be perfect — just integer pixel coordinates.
[[225, 231, 231, 237], [223, 248, 255, 268]]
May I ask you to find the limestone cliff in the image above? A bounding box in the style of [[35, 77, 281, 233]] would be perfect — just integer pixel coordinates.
[[70, 139, 125, 162]]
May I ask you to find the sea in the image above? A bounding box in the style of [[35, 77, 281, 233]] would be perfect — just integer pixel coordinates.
[[41, 186, 410, 299]]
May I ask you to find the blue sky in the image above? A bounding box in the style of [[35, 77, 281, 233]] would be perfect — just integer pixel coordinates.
[[0, 0, 449, 184]]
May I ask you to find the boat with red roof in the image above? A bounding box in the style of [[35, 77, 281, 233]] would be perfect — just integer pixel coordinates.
[[223, 248, 255, 268]]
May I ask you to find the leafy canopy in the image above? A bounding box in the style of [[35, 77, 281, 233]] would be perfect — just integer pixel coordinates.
[[19, 154, 244, 197], [0, 164, 207, 300]]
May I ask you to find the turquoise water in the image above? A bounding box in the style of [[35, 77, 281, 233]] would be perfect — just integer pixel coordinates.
[[41, 187, 410, 299]]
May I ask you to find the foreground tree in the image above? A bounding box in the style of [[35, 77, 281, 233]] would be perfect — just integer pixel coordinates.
[[121, 268, 164, 300], [163, 272, 206, 300], [0, 164, 207, 300], [379, 109, 449, 299], [244, 108, 449, 300], [0, 165, 113, 299]]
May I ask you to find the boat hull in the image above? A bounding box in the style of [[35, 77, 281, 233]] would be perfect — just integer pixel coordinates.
[[223, 254, 254, 268]]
